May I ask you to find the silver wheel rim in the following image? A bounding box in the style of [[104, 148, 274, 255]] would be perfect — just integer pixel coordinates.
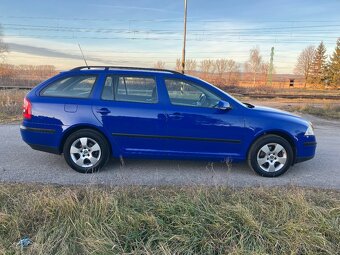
[[256, 143, 287, 172], [70, 137, 101, 168]]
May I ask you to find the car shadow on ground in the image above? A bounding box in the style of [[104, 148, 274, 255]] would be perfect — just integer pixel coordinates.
[[103, 158, 253, 175]]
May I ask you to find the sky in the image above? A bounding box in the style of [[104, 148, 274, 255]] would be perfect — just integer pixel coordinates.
[[0, 0, 339, 73]]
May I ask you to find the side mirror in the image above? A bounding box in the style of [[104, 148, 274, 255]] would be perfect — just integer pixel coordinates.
[[215, 100, 232, 110]]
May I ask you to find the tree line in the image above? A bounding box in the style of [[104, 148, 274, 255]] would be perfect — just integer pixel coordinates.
[[0, 64, 57, 87], [294, 39, 340, 88], [155, 39, 340, 88], [154, 47, 272, 87]]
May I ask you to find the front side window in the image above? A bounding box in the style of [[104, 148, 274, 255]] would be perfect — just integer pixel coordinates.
[[101, 76, 158, 103], [165, 79, 221, 108], [41, 75, 96, 98]]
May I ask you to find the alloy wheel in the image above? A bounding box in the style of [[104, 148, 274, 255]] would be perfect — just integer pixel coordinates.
[[70, 137, 101, 168], [256, 143, 287, 172]]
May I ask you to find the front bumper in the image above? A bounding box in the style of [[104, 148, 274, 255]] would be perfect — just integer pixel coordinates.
[[295, 137, 317, 164], [295, 155, 315, 163]]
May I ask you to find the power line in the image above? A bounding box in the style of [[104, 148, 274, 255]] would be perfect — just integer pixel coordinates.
[[3, 22, 340, 32], [1, 15, 339, 23], [7, 55, 299, 65], [2, 17, 338, 73], [5, 34, 338, 43], [5, 53, 301, 63], [3, 26, 339, 38], [5, 51, 302, 62]]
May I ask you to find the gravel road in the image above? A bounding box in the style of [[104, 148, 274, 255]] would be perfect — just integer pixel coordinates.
[[1, 114, 339, 189]]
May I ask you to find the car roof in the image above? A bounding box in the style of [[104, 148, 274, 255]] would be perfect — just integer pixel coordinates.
[[66, 66, 184, 75]]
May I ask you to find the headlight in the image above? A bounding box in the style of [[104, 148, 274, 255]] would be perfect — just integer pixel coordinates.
[[304, 123, 314, 136]]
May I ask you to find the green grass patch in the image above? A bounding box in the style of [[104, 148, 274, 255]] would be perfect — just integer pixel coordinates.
[[0, 185, 339, 254]]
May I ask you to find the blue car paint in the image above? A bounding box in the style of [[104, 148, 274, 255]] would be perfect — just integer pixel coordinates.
[[20, 69, 316, 164]]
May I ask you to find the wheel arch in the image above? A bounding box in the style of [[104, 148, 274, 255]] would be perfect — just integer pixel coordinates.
[[247, 130, 297, 165], [59, 124, 112, 154]]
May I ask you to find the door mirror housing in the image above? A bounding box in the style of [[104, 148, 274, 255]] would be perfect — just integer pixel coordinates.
[[215, 100, 232, 110]]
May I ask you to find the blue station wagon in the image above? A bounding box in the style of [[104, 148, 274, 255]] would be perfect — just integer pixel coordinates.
[[20, 66, 316, 177]]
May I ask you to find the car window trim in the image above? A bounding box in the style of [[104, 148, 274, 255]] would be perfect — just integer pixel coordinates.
[[101, 74, 159, 104], [39, 74, 99, 99]]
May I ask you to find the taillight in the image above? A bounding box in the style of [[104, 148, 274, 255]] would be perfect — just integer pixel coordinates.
[[23, 97, 32, 119]]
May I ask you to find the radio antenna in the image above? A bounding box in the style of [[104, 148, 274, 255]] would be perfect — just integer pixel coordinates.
[[77, 43, 89, 69]]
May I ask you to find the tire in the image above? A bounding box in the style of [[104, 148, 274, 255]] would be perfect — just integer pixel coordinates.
[[248, 135, 293, 177], [63, 129, 110, 173]]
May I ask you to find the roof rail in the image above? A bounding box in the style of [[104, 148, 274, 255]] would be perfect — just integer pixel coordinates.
[[70, 66, 183, 75]]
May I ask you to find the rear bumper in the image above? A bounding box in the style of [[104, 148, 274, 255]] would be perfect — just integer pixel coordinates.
[[20, 124, 62, 154], [20, 125, 56, 134], [28, 143, 61, 154]]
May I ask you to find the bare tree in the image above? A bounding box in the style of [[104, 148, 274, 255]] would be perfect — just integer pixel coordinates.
[[174, 58, 197, 73], [200, 59, 215, 74], [225, 59, 240, 84], [260, 62, 270, 85], [294, 45, 315, 88], [185, 59, 197, 72], [245, 47, 262, 86], [175, 58, 181, 72], [153, 61, 166, 69], [0, 24, 9, 62], [214, 59, 228, 77], [213, 59, 229, 85]]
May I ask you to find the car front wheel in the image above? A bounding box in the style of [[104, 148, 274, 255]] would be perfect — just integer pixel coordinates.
[[63, 129, 110, 173], [248, 135, 293, 177]]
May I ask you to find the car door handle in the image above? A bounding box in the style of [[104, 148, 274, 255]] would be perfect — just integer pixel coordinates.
[[168, 112, 184, 120], [96, 107, 111, 115]]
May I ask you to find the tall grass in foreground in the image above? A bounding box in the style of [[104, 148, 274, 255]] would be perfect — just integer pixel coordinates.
[[0, 185, 339, 254], [0, 89, 27, 123]]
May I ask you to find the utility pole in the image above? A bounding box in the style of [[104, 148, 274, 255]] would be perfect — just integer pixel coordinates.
[[268, 47, 274, 86], [181, 0, 188, 74]]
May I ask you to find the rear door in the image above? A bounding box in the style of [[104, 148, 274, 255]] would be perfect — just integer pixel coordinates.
[[92, 73, 167, 156]]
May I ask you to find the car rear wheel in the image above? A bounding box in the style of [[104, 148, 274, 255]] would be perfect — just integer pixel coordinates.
[[63, 129, 110, 173], [248, 135, 293, 177]]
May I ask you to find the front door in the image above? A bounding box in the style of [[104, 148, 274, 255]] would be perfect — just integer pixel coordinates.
[[163, 78, 244, 160]]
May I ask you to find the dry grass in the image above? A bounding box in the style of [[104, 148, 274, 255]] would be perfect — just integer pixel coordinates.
[[0, 89, 27, 123], [226, 85, 340, 96], [287, 104, 340, 120], [0, 185, 339, 254]]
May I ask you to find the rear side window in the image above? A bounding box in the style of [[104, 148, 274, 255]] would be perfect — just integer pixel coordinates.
[[101, 75, 158, 103], [102, 76, 114, 100], [40, 75, 97, 98]]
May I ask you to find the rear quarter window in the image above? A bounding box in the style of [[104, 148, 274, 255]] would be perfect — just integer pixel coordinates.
[[40, 75, 97, 98]]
